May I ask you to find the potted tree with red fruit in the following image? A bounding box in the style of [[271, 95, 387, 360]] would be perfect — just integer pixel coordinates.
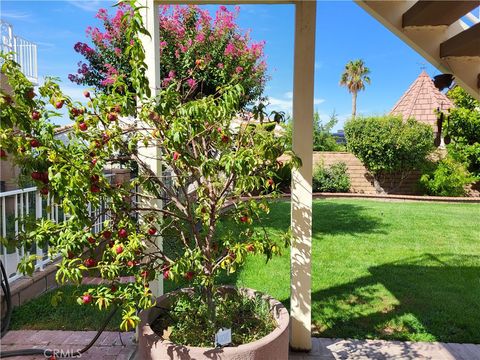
[[0, 2, 297, 359]]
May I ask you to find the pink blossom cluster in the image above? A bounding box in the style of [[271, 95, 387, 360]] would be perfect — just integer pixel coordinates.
[[71, 3, 267, 103], [157, 4, 267, 100]]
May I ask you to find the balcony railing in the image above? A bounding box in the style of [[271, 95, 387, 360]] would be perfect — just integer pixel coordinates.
[[0, 187, 53, 282], [0, 175, 114, 282], [0, 20, 38, 84]]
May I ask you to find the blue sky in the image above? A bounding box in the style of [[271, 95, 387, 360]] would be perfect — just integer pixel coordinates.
[[1, 0, 443, 129]]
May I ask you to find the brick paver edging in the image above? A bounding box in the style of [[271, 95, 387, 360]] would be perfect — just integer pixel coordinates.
[[223, 193, 480, 213], [0, 330, 136, 360], [313, 192, 480, 203]]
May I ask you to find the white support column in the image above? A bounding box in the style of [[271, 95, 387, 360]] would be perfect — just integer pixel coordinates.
[[290, 0, 316, 351], [139, 0, 163, 298]]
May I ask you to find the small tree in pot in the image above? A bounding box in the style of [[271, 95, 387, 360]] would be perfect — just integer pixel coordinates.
[[0, 1, 296, 350]]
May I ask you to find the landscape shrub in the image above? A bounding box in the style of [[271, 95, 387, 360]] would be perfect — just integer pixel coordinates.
[[344, 115, 434, 174], [420, 156, 475, 197], [444, 86, 480, 177], [313, 162, 350, 193]]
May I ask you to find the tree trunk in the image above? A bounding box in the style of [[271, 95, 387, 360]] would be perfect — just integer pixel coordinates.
[[373, 176, 386, 194], [352, 91, 357, 119]]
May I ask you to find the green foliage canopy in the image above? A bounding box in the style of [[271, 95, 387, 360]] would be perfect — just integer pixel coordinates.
[[344, 115, 434, 174], [445, 86, 480, 177]]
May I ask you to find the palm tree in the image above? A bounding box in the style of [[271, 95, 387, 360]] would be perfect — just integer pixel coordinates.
[[340, 59, 371, 119]]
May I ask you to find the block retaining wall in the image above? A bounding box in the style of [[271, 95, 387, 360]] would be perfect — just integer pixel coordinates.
[[313, 152, 421, 195]]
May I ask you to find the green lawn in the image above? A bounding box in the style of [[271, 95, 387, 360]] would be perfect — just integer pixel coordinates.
[[10, 285, 123, 331], [214, 199, 480, 344], [11, 199, 480, 343]]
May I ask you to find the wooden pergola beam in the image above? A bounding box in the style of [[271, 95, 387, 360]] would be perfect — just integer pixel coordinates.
[[440, 23, 480, 57], [402, 1, 479, 27]]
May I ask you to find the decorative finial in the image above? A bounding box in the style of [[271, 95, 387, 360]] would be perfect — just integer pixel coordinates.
[[416, 62, 427, 71]]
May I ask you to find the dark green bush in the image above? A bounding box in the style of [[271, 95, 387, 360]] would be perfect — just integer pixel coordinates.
[[273, 162, 292, 192], [420, 156, 476, 197], [313, 162, 351, 193], [344, 115, 434, 174]]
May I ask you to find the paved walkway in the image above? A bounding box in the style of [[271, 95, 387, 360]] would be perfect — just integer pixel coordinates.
[[290, 338, 480, 360], [1, 331, 479, 359], [0, 330, 136, 359]]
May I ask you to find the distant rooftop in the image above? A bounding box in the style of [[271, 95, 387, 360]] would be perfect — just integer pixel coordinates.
[[390, 71, 454, 130]]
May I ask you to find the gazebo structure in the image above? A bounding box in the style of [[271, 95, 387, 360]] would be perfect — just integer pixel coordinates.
[[138, 0, 480, 352], [390, 70, 454, 135]]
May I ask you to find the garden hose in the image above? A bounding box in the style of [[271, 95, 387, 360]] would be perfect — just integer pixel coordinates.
[[0, 259, 119, 359], [1, 260, 12, 338]]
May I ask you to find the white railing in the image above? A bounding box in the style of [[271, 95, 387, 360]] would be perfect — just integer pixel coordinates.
[[0, 187, 55, 282], [0, 175, 114, 282], [0, 20, 38, 84]]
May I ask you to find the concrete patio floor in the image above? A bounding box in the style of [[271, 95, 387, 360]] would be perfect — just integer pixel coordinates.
[[1, 331, 479, 359]]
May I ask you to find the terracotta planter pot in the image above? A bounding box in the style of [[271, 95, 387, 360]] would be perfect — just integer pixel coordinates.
[[138, 287, 289, 360]]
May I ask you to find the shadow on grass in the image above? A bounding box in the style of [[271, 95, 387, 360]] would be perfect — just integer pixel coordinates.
[[260, 200, 388, 237], [310, 254, 480, 344]]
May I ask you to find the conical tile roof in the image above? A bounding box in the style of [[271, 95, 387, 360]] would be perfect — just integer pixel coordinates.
[[390, 71, 454, 129]]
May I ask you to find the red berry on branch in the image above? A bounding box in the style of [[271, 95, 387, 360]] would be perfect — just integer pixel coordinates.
[[267, 179, 274, 186], [84, 258, 96, 268], [31, 111, 41, 121], [55, 100, 64, 109], [173, 152, 180, 161], [163, 269, 170, 279], [40, 187, 49, 195], [221, 135, 229, 143], [90, 184, 100, 193], [91, 158, 97, 166], [118, 228, 128, 238], [108, 240, 114, 248], [116, 245, 123, 254], [0, 149, 7, 159], [103, 230, 112, 239], [27, 89, 36, 100], [31, 171, 42, 180], [101, 133, 109, 144], [67, 251, 75, 259], [82, 294, 92, 304], [107, 113, 117, 122], [87, 236, 96, 244], [30, 139, 40, 148], [127, 260, 135, 267], [184, 271, 194, 281], [40, 171, 49, 184], [83, 90, 90, 98], [246, 244, 255, 252], [148, 227, 157, 235], [79, 122, 88, 131], [240, 216, 248, 223], [141, 270, 148, 278]]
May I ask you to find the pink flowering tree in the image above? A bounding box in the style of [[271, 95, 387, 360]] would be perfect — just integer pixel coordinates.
[[70, 4, 267, 107]]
